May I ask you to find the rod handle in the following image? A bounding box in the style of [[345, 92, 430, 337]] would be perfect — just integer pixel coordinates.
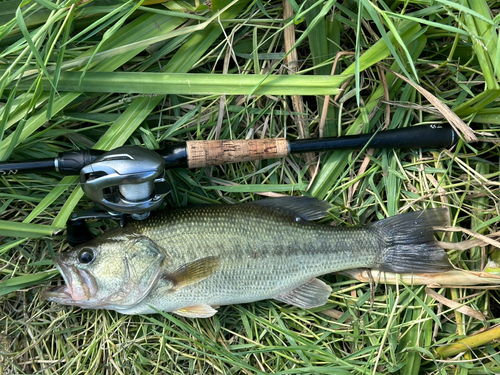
[[288, 124, 458, 154], [358, 124, 457, 149], [186, 139, 289, 169]]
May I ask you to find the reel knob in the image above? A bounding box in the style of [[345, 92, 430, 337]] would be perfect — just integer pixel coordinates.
[[80, 146, 170, 216]]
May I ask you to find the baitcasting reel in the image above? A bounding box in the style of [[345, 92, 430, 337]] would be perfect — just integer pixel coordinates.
[[68, 146, 172, 246], [80, 146, 171, 219]]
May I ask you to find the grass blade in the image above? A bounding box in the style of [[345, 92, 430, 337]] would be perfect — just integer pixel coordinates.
[[24, 71, 347, 95]]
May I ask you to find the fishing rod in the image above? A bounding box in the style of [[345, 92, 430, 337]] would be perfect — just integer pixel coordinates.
[[1, 124, 456, 215], [1, 124, 457, 244]]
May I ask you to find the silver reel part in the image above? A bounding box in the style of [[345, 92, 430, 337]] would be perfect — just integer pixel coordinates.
[[80, 146, 171, 217]]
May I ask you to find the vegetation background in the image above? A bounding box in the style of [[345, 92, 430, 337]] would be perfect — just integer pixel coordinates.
[[0, 0, 499, 373]]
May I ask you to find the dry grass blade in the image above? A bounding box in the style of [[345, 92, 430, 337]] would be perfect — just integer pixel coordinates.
[[282, 0, 315, 177], [379, 65, 478, 143], [438, 231, 500, 251], [283, 0, 307, 139], [342, 269, 500, 287], [439, 226, 500, 249], [425, 288, 487, 321]]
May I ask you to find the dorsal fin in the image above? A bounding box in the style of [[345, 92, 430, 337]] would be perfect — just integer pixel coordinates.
[[251, 197, 331, 221]]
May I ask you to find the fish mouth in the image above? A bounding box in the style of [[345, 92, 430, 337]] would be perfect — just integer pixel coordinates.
[[42, 257, 97, 305], [42, 284, 72, 302]]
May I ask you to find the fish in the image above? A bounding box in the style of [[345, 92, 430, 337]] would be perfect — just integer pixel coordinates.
[[43, 197, 452, 318]]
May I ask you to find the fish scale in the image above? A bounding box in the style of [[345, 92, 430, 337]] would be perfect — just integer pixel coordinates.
[[43, 197, 453, 317]]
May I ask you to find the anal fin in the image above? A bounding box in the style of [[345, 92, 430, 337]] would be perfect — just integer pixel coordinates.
[[173, 304, 218, 318], [274, 278, 332, 309]]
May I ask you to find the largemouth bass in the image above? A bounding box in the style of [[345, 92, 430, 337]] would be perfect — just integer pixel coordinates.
[[43, 197, 452, 317]]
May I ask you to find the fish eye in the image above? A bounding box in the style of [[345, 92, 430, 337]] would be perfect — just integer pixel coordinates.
[[78, 249, 94, 264]]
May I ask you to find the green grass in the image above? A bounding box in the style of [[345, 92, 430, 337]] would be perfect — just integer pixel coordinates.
[[1, 0, 500, 374]]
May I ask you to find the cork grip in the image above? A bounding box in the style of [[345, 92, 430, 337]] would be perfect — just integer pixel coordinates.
[[186, 138, 289, 168]]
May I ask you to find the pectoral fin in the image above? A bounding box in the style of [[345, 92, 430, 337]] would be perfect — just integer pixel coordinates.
[[173, 304, 218, 318], [163, 256, 220, 291], [274, 278, 332, 309]]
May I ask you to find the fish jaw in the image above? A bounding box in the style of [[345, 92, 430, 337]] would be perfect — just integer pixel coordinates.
[[43, 257, 98, 306]]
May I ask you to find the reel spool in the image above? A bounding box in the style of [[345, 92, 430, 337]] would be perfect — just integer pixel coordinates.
[[80, 146, 171, 219]]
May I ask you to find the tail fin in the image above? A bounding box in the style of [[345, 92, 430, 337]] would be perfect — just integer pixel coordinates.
[[372, 209, 452, 273]]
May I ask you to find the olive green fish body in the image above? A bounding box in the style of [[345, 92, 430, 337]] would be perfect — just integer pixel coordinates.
[[44, 197, 452, 317], [117, 204, 380, 314]]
